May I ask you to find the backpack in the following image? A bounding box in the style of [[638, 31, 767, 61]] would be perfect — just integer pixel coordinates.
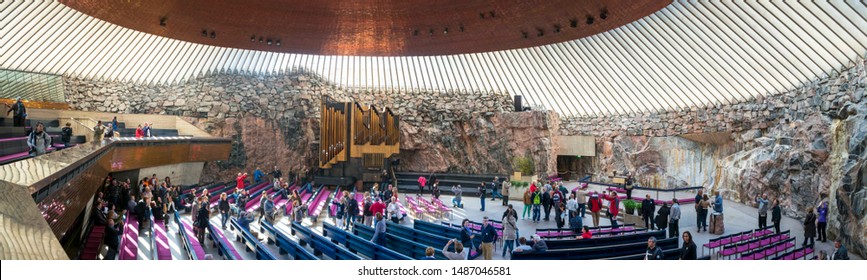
[[533, 192, 541, 205]]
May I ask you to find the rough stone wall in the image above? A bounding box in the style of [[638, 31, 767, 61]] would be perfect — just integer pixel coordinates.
[[63, 71, 558, 181], [561, 59, 867, 258]]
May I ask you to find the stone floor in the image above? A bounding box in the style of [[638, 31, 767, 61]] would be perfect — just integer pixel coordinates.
[[165, 180, 860, 260]]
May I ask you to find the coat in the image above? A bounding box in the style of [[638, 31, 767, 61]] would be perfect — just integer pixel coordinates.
[[804, 212, 817, 238], [502, 215, 517, 241]]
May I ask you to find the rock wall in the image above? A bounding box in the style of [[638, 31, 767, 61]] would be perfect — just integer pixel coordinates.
[[561, 59, 867, 258], [63, 71, 558, 181]]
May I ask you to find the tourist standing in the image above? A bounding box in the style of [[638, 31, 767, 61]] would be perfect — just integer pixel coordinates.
[[218, 193, 230, 229], [588, 192, 602, 227], [542, 189, 552, 221], [61, 122, 73, 148], [479, 217, 497, 260], [576, 185, 587, 217], [694, 189, 704, 228], [460, 219, 476, 252], [656, 202, 670, 231], [531, 188, 542, 223], [756, 193, 770, 229], [362, 193, 374, 227], [641, 194, 656, 230], [371, 213, 387, 247], [135, 124, 144, 138], [625, 175, 634, 200], [831, 240, 850, 260], [603, 191, 621, 229], [771, 199, 782, 234], [645, 236, 664, 260], [5, 97, 26, 127], [417, 176, 427, 196], [817, 200, 829, 242], [502, 209, 517, 258], [712, 191, 723, 213], [698, 195, 710, 232], [27, 122, 52, 156], [803, 207, 816, 248], [501, 180, 510, 206], [522, 188, 532, 220], [680, 231, 697, 260], [92, 120, 105, 143], [478, 182, 487, 211], [669, 198, 681, 238]]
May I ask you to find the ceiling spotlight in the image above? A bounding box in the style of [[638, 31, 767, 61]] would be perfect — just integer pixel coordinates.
[[429, 29, 434, 35], [489, 11, 496, 18], [537, 28, 544, 37], [275, 40, 281, 46], [586, 16, 595, 25], [250, 35, 256, 42], [554, 25, 561, 33], [267, 39, 272, 45], [459, 24, 465, 32], [201, 30, 208, 37], [443, 28, 448, 34], [210, 31, 216, 39], [521, 32, 528, 39], [570, 19, 578, 28], [479, 13, 485, 19], [413, 29, 419, 36], [259, 37, 263, 43], [159, 17, 167, 27], [600, 10, 608, 20]]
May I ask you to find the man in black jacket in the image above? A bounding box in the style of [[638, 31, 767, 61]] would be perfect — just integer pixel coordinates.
[[641, 194, 656, 230], [645, 236, 664, 260], [218, 193, 231, 229], [479, 217, 497, 260], [103, 218, 120, 259], [5, 97, 26, 127]]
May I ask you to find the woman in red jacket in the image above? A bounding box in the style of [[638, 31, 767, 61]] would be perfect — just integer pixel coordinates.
[[588, 193, 603, 227], [134, 124, 144, 138]]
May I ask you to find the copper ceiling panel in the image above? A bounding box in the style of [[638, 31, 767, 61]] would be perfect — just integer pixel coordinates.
[[59, 0, 670, 56]]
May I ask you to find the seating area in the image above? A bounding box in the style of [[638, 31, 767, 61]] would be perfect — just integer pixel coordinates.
[[118, 215, 139, 260], [536, 224, 639, 239], [320, 222, 411, 260], [719, 230, 792, 259], [290, 221, 361, 260], [543, 230, 667, 251], [394, 172, 505, 197], [772, 246, 815, 260], [228, 217, 277, 260], [306, 185, 330, 221], [260, 221, 318, 260], [702, 226, 776, 256], [78, 224, 106, 260], [152, 216, 172, 260], [207, 222, 244, 260], [511, 237, 679, 260], [352, 222, 447, 260], [175, 212, 207, 260], [0, 117, 83, 164], [405, 195, 452, 220]]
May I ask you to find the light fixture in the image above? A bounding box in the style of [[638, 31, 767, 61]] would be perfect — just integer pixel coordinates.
[[276, 40, 281, 46], [201, 30, 208, 37], [521, 32, 528, 39], [267, 39, 272, 45], [413, 29, 419, 36], [586, 16, 594, 25], [250, 35, 256, 42], [459, 24, 465, 32], [159, 17, 167, 27], [443, 28, 448, 34], [537, 28, 544, 37], [489, 11, 496, 18], [429, 29, 434, 35], [554, 25, 561, 33], [259, 37, 263, 43], [210, 31, 216, 39], [570, 19, 578, 28], [479, 13, 485, 19], [600, 10, 608, 20]]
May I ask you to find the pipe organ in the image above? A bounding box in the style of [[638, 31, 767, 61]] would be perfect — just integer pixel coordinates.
[[319, 97, 399, 173]]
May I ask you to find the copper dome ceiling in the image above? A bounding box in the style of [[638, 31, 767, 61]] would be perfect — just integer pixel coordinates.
[[58, 0, 670, 56]]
